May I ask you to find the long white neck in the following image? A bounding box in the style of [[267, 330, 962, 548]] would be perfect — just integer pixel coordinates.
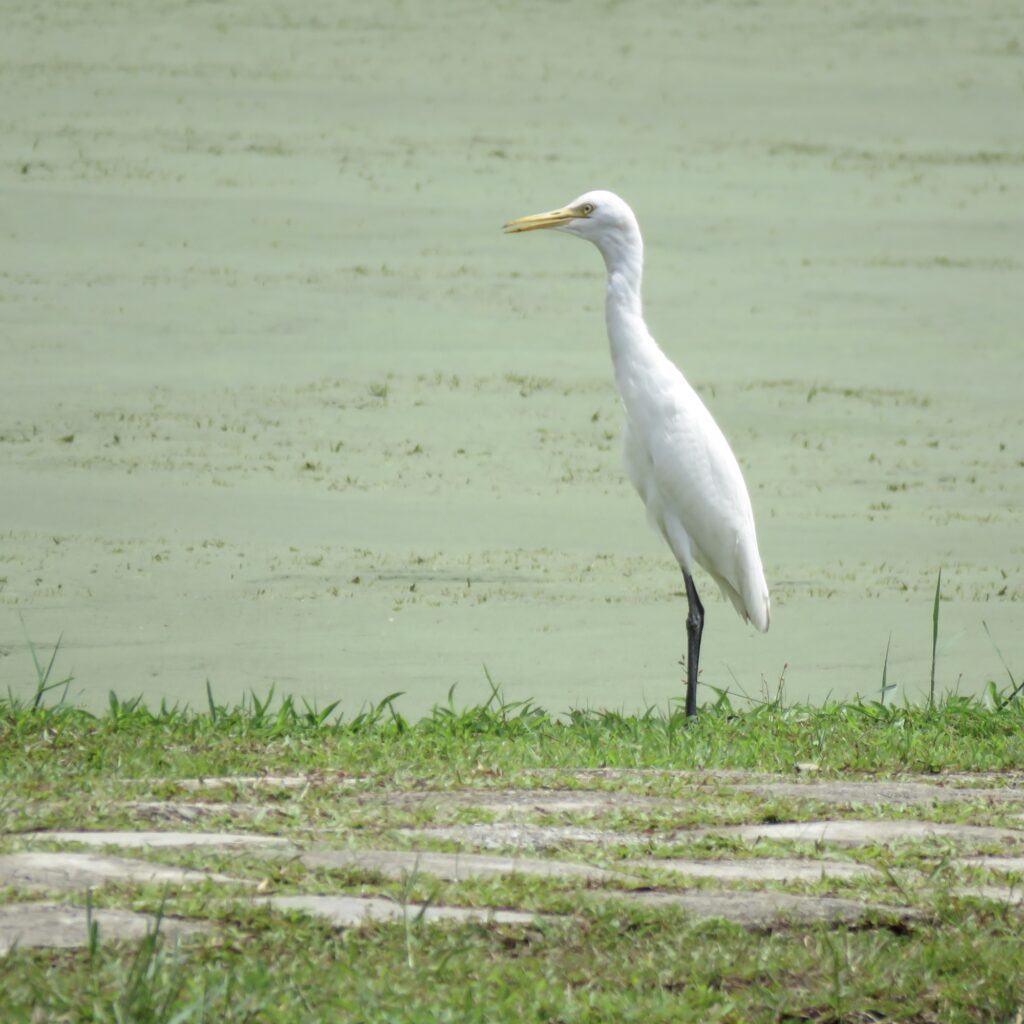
[[592, 222, 664, 401]]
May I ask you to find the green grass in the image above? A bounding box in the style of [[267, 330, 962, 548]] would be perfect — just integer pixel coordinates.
[[2, 902, 1020, 1020], [2, 680, 1024, 1022], [4, 680, 1024, 786], [3, 884, 1024, 1022]]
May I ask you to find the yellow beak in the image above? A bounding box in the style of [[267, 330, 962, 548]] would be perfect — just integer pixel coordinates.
[[503, 206, 579, 233]]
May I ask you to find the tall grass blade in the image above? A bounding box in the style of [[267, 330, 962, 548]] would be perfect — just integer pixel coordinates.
[[205, 679, 218, 724], [482, 664, 501, 709], [983, 620, 1023, 709], [929, 569, 941, 708], [86, 888, 99, 959], [20, 615, 71, 709], [879, 634, 896, 706], [704, 684, 772, 709]]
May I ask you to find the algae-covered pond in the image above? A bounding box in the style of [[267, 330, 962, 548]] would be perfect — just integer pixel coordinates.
[[1, 0, 1022, 715]]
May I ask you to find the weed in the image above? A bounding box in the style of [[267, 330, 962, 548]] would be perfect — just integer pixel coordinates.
[[930, 568, 942, 708]]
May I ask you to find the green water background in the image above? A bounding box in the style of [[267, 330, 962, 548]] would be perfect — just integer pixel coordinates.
[[2, 1, 1022, 714]]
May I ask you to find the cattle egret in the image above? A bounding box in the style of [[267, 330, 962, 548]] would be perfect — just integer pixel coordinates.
[[504, 190, 770, 716]]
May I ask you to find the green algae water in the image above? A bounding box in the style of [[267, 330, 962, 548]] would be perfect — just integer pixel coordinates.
[[1, 1, 1022, 715]]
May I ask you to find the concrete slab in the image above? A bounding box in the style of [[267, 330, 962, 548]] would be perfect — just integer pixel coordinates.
[[300, 848, 614, 882], [527, 768, 782, 784], [0, 852, 245, 892], [414, 818, 1023, 851], [721, 820, 1024, 847], [408, 823, 648, 850], [630, 856, 877, 882], [923, 772, 1024, 788], [0, 902, 206, 952], [267, 894, 543, 928], [621, 891, 907, 927], [119, 801, 255, 823], [736, 781, 1024, 806], [170, 775, 361, 791], [171, 775, 310, 790], [296, 846, 875, 885], [958, 855, 1024, 873], [953, 886, 1024, 906], [271, 889, 898, 931], [382, 789, 673, 815], [27, 831, 295, 850]]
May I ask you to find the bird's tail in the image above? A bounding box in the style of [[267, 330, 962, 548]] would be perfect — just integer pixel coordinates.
[[715, 572, 770, 633]]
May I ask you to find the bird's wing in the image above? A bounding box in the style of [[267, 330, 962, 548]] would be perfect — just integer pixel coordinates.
[[637, 372, 769, 630]]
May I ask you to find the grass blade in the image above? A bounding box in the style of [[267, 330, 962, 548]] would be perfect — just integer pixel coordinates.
[[983, 620, 1023, 709], [879, 633, 896, 706], [929, 569, 941, 708], [206, 679, 218, 724]]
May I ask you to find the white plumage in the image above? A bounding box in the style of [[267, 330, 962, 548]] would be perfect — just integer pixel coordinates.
[[504, 190, 769, 715]]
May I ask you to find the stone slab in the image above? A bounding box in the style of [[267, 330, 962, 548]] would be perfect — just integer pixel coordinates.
[[0, 902, 206, 953], [721, 820, 1024, 847], [924, 772, 1024, 788], [736, 781, 1024, 806], [382, 789, 673, 815], [527, 769, 782, 784], [301, 848, 614, 882], [630, 856, 876, 882], [959, 855, 1024, 873], [0, 852, 245, 892], [268, 890, 901, 931], [266, 894, 543, 928], [408, 823, 647, 850], [300, 847, 876, 885], [27, 831, 294, 850], [412, 818, 1023, 851], [170, 775, 361, 791], [376, 781, 1024, 816], [954, 886, 1024, 906], [119, 801, 255, 822], [622, 891, 906, 927]]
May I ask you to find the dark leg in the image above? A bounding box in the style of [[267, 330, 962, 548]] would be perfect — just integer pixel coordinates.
[[683, 572, 704, 718]]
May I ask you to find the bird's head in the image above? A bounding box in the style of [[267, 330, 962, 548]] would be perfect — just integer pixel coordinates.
[[503, 190, 640, 260]]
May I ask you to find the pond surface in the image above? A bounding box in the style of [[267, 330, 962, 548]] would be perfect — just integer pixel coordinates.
[[2, 0, 1022, 715]]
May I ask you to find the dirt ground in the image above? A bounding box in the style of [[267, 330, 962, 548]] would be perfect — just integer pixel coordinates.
[[1, 1, 1022, 714]]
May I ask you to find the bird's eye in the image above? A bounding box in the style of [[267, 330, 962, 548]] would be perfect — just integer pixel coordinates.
[[580, 203, 594, 216]]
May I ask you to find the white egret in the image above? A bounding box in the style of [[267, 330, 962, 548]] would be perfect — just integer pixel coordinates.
[[504, 190, 769, 716]]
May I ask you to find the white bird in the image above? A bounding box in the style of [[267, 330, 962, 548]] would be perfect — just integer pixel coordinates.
[[504, 190, 769, 716]]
